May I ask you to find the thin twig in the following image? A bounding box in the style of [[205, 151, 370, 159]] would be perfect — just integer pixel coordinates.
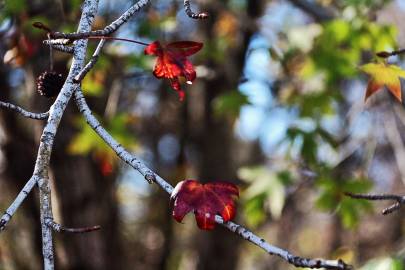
[[87, 36, 148, 45], [44, 36, 149, 46], [43, 39, 72, 45], [218, 217, 351, 269], [0, 176, 38, 231], [74, 39, 106, 82], [0, 101, 49, 120], [74, 87, 351, 270], [184, 0, 209, 19], [45, 219, 101, 233], [74, 89, 168, 188], [376, 49, 405, 58], [50, 44, 74, 54], [345, 192, 405, 215], [49, 0, 151, 40]]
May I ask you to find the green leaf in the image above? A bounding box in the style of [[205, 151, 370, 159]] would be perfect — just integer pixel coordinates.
[[244, 194, 266, 227], [213, 91, 250, 119], [239, 166, 288, 223], [68, 114, 137, 157]]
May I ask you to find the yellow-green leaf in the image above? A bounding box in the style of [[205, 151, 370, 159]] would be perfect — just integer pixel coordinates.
[[360, 63, 405, 102]]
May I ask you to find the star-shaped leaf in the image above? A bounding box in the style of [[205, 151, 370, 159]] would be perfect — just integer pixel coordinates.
[[144, 41, 203, 101], [360, 63, 405, 102], [170, 180, 239, 230]]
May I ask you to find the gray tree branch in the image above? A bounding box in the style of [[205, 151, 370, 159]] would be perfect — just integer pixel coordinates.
[[345, 192, 405, 215], [0, 101, 49, 120], [184, 0, 209, 19]]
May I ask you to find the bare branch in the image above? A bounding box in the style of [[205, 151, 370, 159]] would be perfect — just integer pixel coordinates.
[[74, 89, 170, 189], [0, 101, 49, 120], [44, 39, 72, 45], [50, 0, 151, 40], [184, 0, 209, 19], [74, 39, 106, 82], [345, 192, 405, 215], [219, 217, 351, 269], [45, 219, 101, 234], [50, 44, 74, 54], [75, 88, 350, 270], [30, 1, 100, 268], [0, 176, 38, 231], [0, 7, 100, 270]]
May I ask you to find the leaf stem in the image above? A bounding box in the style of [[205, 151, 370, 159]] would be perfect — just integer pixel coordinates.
[[376, 49, 405, 58], [87, 36, 150, 46]]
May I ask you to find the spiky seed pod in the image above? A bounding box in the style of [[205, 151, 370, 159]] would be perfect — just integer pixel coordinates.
[[36, 71, 64, 98]]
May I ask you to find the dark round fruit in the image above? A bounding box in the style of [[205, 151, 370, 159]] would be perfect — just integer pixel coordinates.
[[36, 71, 65, 98]]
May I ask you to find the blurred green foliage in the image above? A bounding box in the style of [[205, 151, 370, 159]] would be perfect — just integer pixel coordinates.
[[315, 168, 373, 228], [3, 0, 26, 15], [240, 8, 398, 231], [68, 114, 137, 162], [213, 91, 250, 119], [360, 257, 404, 270], [238, 166, 293, 227]]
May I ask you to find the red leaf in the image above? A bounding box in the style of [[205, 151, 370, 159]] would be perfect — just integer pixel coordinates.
[[144, 41, 203, 101], [170, 180, 239, 230]]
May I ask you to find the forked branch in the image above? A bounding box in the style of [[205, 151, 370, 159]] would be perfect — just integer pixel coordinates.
[[345, 192, 405, 215]]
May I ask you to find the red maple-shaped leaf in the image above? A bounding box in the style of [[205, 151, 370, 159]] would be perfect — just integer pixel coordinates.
[[170, 180, 239, 230], [144, 41, 203, 101]]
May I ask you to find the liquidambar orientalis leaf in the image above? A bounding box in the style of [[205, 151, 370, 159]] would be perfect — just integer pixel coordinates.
[[360, 62, 405, 102], [170, 180, 239, 230], [144, 41, 203, 101]]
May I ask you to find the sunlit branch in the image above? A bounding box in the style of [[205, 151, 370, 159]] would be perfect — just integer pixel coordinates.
[[0, 101, 49, 120], [75, 87, 351, 270], [30, 1, 99, 269], [74, 39, 106, 82], [45, 219, 101, 234], [184, 0, 209, 19], [50, 44, 74, 54], [49, 0, 151, 40], [74, 89, 170, 189], [217, 216, 351, 269], [0, 176, 39, 232], [345, 192, 405, 215]]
